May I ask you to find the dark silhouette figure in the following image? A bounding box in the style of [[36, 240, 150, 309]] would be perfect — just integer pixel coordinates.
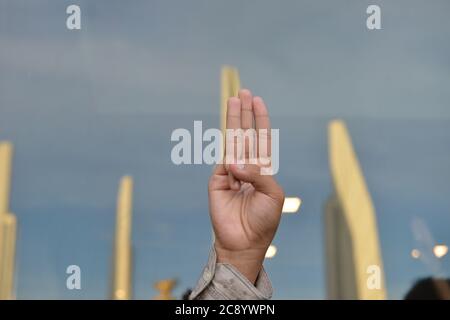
[[181, 288, 192, 300], [404, 277, 450, 300]]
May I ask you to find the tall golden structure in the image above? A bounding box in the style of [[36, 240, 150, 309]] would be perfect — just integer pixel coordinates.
[[112, 176, 134, 300], [0, 142, 17, 300], [325, 120, 386, 299], [220, 66, 241, 157]]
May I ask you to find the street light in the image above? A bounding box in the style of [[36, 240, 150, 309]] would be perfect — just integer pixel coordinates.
[[411, 249, 421, 259], [433, 244, 448, 258], [282, 197, 302, 213], [265, 245, 277, 259]]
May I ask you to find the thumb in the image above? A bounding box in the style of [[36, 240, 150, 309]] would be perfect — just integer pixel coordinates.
[[229, 163, 284, 200]]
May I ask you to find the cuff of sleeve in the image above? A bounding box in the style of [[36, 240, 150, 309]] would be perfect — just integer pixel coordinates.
[[189, 246, 273, 300]]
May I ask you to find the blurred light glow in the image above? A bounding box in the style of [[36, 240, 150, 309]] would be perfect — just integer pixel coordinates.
[[433, 245, 448, 258], [282, 197, 302, 213], [115, 289, 126, 299], [411, 249, 421, 259], [265, 245, 277, 259]]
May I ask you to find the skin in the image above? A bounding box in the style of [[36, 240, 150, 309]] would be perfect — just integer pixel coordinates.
[[208, 89, 285, 284]]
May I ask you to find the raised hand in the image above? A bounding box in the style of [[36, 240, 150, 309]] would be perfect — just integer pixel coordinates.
[[208, 89, 285, 284]]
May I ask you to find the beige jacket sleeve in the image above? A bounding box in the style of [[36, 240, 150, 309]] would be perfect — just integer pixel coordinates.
[[189, 247, 273, 300]]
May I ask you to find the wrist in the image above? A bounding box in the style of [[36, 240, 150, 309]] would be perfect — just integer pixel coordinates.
[[214, 244, 267, 284]]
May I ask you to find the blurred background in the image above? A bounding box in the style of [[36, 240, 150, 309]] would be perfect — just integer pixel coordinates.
[[0, 0, 449, 299]]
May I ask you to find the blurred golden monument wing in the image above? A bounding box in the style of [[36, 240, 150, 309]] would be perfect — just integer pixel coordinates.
[[0, 141, 17, 300], [112, 176, 134, 300], [325, 120, 386, 300]]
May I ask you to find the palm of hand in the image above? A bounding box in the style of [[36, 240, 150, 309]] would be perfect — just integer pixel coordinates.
[[209, 181, 282, 252]]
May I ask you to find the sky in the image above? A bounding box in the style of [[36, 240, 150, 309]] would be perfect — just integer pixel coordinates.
[[0, 0, 449, 299]]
